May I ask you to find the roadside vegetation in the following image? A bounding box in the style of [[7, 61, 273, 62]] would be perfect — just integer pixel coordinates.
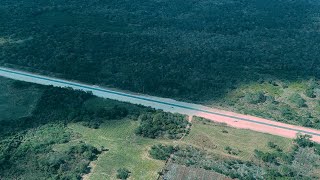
[[1, 0, 320, 128], [135, 111, 190, 139], [215, 79, 320, 128], [1, 77, 320, 179], [0, 77, 186, 179], [153, 118, 320, 180]]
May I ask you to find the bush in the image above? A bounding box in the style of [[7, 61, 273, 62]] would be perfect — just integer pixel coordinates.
[[305, 88, 316, 98], [244, 91, 266, 104], [117, 168, 131, 179], [135, 111, 189, 139], [289, 93, 306, 108], [225, 146, 240, 155], [149, 144, 175, 160], [294, 134, 314, 148]]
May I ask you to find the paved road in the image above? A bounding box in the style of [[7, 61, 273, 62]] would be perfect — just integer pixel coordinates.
[[1, 66, 320, 142]]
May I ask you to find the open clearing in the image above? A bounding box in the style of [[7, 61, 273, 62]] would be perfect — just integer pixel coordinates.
[[68, 116, 293, 179], [69, 120, 170, 180], [183, 117, 293, 161]]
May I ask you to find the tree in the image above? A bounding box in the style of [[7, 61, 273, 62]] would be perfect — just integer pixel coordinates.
[[305, 88, 316, 98], [117, 168, 130, 179], [244, 91, 266, 104], [289, 93, 306, 108]]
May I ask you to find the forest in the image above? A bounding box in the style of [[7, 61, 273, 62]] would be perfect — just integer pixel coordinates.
[[1, 0, 320, 101], [1, 0, 320, 128], [0, 78, 190, 179], [1, 0, 320, 178]]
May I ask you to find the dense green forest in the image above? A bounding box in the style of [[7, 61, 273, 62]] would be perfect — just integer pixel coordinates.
[[1, 0, 320, 178], [1, 0, 320, 101], [1, 0, 320, 129]]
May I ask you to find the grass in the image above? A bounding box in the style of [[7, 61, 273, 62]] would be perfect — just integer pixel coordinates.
[[183, 118, 293, 161], [213, 79, 320, 128], [67, 114, 294, 179], [0, 77, 300, 179], [69, 119, 170, 180], [0, 77, 43, 121]]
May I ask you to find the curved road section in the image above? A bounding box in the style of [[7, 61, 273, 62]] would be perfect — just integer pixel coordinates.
[[1, 66, 320, 142]]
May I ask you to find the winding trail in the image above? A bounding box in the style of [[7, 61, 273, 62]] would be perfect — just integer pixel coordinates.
[[1, 66, 320, 142]]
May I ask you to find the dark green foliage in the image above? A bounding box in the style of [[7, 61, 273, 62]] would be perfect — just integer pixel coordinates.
[[0, 85, 134, 179], [149, 144, 175, 161], [289, 93, 306, 108], [254, 150, 279, 164], [135, 111, 189, 139], [244, 91, 266, 104], [0, 124, 100, 180], [1, 0, 320, 103], [33, 86, 128, 129], [225, 146, 241, 155], [305, 88, 316, 98], [11, 81, 33, 89], [117, 168, 131, 179], [267, 142, 282, 152], [294, 134, 314, 148]]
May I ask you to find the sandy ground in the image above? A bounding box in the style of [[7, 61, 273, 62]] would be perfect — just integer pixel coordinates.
[[1, 66, 320, 143]]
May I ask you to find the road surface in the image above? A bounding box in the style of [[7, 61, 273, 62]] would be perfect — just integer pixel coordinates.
[[1, 66, 320, 142]]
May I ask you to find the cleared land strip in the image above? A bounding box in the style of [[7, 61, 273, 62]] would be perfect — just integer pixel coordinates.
[[1, 66, 320, 142]]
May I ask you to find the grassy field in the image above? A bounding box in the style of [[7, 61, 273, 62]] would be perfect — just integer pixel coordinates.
[[69, 119, 171, 180], [0, 77, 43, 121], [183, 117, 293, 161], [67, 114, 294, 179]]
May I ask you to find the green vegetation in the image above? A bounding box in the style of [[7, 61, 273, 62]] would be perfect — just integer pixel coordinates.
[[0, 77, 191, 179], [289, 93, 306, 108], [168, 145, 265, 179], [217, 80, 320, 128], [151, 120, 320, 179], [0, 123, 100, 179], [135, 112, 189, 139], [1, 77, 320, 179], [149, 144, 176, 160], [116, 168, 131, 180], [0, 78, 43, 121], [1, 0, 320, 105], [183, 117, 292, 161], [69, 121, 167, 180], [163, 164, 228, 180]]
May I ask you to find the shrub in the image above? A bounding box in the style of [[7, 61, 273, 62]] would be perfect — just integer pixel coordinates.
[[135, 111, 189, 139], [289, 93, 306, 108], [225, 146, 240, 155], [117, 168, 131, 179], [305, 88, 316, 98], [149, 144, 175, 160], [244, 91, 266, 104], [294, 134, 314, 148]]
